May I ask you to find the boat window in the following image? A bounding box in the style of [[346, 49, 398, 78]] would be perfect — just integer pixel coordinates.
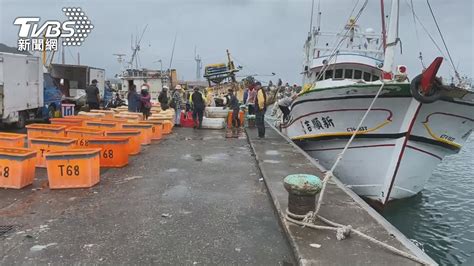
[[372, 75, 380, 81], [363, 72, 371, 82], [344, 69, 353, 79], [325, 70, 333, 80], [354, 70, 362, 80], [334, 69, 343, 79]]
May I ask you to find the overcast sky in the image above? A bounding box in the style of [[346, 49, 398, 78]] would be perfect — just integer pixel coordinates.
[[0, 0, 472, 84]]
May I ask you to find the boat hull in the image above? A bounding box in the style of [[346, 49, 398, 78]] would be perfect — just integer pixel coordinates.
[[283, 83, 474, 204]]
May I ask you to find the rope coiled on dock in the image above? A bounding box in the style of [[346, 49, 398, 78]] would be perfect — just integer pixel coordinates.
[[285, 209, 429, 265]]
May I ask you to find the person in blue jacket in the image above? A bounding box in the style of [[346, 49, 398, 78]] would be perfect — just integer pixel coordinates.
[[127, 85, 140, 112]]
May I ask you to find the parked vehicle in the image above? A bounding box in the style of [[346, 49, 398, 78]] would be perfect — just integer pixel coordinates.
[[49, 63, 105, 110], [0, 51, 44, 128]]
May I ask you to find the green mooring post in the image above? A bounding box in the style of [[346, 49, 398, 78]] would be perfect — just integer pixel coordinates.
[[284, 174, 322, 215]]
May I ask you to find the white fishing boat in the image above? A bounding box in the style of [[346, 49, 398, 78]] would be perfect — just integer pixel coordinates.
[[281, 0, 474, 206]]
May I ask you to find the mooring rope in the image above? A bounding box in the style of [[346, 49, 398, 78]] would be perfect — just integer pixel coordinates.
[[285, 209, 429, 265]]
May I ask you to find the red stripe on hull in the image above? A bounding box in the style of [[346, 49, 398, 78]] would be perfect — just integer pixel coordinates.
[[406, 145, 442, 160], [306, 144, 395, 152], [383, 103, 422, 205]]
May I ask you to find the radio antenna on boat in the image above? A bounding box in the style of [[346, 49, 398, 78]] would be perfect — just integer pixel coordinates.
[[169, 32, 178, 70], [129, 24, 148, 69]]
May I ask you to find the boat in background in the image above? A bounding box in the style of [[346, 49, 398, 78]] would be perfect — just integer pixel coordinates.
[[281, 0, 474, 206]]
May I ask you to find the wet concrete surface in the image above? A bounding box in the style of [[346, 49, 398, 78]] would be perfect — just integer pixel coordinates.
[[0, 128, 294, 265], [247, 124, 435, 265]]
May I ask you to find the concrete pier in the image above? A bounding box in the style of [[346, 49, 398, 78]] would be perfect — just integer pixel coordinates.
[[247, 124, 436, 265], [0, 125, 434, 265]]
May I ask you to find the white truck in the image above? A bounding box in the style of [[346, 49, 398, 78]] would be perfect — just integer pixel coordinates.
[[0, 52, 43, 128], [50, 64, 105, 99]]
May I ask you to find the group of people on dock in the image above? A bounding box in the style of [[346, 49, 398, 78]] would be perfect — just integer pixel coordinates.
[[85, 78, 292, 139], [126, 84, 153, 119]]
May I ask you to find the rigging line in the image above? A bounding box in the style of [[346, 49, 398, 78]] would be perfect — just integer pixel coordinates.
[[404, 0, 446, 59], [348, 0, 361, 19], [231, 55, 258, 76], [328, 0, 361, 49], [426, 0, 460, 80], [409, 0, 424, 68]]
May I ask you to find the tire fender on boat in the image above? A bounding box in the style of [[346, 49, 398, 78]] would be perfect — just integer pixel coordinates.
[[410, 74, 442, 104]]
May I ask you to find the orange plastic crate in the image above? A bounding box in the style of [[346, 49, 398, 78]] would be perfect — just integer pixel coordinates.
[[104, 130, 141, 155], [50, 118, 84, 128], [65, 127, 104, 148], [87, 137, 129, 168], [122, 123, 153, 145], [29, 136, 77, 168], [85, 121, 119, 130], [78, 112, 106, 119], [26, 124, 66, 139], [45, 148, 101, 189], [162, 120, 173, 134], [227, 110, 245, 128], [67, 115, 96, 121], [0, 132, 27, 148], [101, 118, 128, 128], [139, 120, 162, 140], [0, 147, 37, 189], [119, 112, 144, 120], [90, 109, 115, 118], [114, 114, 140, 123], [148, 118, 173, 134]]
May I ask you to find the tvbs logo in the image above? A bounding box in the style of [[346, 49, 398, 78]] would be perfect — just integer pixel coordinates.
[[14, 7, 94, 52]]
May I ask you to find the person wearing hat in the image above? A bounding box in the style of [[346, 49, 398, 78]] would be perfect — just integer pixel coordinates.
[[158, 86, 169, 110], [85, 79, 100, 110], [170, 85, 183, 126]]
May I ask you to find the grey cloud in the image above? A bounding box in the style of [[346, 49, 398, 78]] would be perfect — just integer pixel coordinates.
[[0, 0, 472, 83]]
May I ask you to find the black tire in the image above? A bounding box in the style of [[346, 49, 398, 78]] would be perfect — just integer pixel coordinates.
[[15, 111, 27, 129], [410, 74, 442, 104]]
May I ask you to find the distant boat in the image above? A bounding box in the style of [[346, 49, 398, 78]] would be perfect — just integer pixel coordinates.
[[281, 0, 474, 206]]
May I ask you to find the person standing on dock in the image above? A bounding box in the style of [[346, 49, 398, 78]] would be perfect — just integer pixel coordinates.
[[170, 85, 183, 127], [127, 85, 140, 112], [190, 87, 205, 129], [247, 84, 257, 115], [255, 82, 267, 138], [158, 86, 169, 110], [140, 89, 152, 119], [227, 89, 241, 129], [85, 79, 100, 110]]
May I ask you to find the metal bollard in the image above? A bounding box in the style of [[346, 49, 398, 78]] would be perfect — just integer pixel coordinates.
[[284, 174, 322, 216]]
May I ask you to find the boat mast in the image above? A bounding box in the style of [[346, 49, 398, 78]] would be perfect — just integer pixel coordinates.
[[380, 0, 387, 53], [382, 0, 399, 74], [309, 0, 315, 33]]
